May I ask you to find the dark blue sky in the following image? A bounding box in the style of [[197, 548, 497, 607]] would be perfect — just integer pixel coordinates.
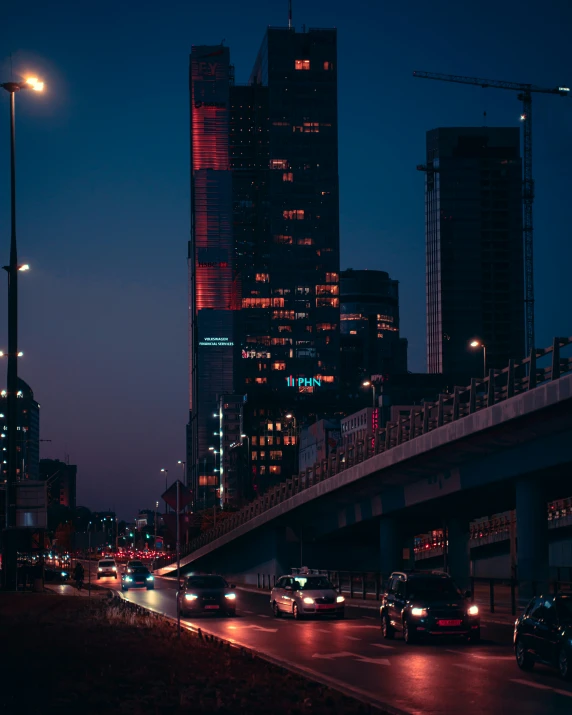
[[1, 0, 571, 518]]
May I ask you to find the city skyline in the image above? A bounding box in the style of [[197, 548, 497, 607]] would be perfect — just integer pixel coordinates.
[[1, 0, 570, 517]]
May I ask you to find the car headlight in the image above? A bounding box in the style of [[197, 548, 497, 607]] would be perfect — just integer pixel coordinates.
[[185, 594, 198, 601], [125, 577, 132, 582], [146, 576, 154, 581], [411, 607, 428, 617], [225, 593, 236, 600], [468, 605, 479, 616], [303, 597, 315, 605], [98, 567, 102, 572], [112, 567, 117, 571], [336, 596, 345, 603], [61, 572, 67, 577]]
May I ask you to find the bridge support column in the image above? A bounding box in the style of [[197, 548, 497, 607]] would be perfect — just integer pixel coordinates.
[[516, 476, 548, 606], [379, 518, 413, 576], [447, 517, 470, 591]]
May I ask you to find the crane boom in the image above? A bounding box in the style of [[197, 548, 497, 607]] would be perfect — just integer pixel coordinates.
[[413, 70, 569, 357]]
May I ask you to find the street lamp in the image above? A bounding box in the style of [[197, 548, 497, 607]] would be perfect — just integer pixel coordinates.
[[469, 340, 487, 377], [1, 75, 44, 591], [362, 381, 376, 408], [177, 460, 186, 484]]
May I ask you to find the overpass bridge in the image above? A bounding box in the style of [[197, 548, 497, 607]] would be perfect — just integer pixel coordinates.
[[161, 337, 572, 601]]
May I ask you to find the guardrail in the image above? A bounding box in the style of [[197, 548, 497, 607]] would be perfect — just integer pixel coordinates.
[[164, 337, 572, 568]]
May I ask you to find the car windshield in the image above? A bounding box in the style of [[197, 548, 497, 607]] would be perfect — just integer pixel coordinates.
[[187, 576, 228, 589], [407, 578, 461, 600], [131, 567, 149, 575], [556, 598, 572, 622], [293, 577, 334, 590], [99, 561, 114, 567]]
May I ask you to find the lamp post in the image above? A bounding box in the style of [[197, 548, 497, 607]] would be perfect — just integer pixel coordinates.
[[160, 467, 168, 513], [362, 380, 376, 408], [285, 414, 298, 474], [469, 340, 487, 378], [1, 77, 43, 590], [177, 460, 186, 485]]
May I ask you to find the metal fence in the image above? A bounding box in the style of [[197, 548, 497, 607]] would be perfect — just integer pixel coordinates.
[[162, 336, 572, 569]]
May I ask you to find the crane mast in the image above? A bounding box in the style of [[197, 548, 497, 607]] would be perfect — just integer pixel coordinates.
[[413, 70, 569, 357]]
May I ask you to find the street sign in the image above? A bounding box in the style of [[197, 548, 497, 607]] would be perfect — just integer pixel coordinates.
[[162, 480, 193, 510]]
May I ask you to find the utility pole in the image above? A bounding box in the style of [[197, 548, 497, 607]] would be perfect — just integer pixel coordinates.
[[176, 482, 181, 639]]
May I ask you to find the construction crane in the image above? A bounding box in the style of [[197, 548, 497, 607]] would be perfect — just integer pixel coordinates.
[[413, 70, 569, 356]]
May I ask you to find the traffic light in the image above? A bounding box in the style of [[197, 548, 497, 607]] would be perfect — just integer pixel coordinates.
[[129, 532, 133, 537]]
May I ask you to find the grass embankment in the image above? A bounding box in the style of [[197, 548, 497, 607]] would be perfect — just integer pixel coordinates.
[[0, 594, 376, 714]]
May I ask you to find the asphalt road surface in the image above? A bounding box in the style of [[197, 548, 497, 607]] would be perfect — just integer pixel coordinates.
[[86, 564, 572, 715]]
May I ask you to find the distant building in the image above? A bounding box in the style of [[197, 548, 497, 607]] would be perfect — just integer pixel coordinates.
[[0, 377, 40, 482], [340, 407, 380, 455], [340, 270, 408, 393], [298, 419, 340, 473], [424, 127, 524, 379], [39, 459, 77, 510]]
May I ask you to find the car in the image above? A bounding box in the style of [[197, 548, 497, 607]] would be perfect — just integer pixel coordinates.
[[178, 575, 237, 617], [121, 566, 155, 591], [44, 568, 70, 583], [380, 570, 480, 643], [97, 559, 118, 579], [514, 593, 572, 679], [270, 570, 345, 619], [124, 559, 145, 572]]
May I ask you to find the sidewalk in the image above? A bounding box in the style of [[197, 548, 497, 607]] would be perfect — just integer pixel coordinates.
[[45, 583, 105, 597]]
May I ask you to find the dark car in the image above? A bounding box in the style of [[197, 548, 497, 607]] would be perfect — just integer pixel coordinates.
[[125, 560, 145, 572], [380, 570, 480, 643], [178, 575, 237, 617], [121, 565, 155, 591], [44, 567, 70, 583], [514, 593, 572, 679]]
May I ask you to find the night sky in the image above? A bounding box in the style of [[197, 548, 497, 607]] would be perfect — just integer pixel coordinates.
[[1, 0, 570, 518]]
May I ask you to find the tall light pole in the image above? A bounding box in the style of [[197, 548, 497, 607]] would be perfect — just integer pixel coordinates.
[[1, 76, 43, 590], [177, 460, 186, 485], [469, 340, 487, 378], [160, 467, 168, 513], [285, 414, 298, 474], [362, 380, 376, 408]]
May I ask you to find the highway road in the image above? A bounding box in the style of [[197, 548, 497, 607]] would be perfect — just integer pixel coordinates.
[[84, 563, 572, 715]]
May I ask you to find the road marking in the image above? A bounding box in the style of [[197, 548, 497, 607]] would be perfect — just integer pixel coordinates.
[[316, 628, 330, 633], [472, 655, 514, 661], [511, 679, 572, 698], [312, 651, 390, 665], [342, 624, 379, 629], [241, 624, 278, 633], [372, 643, 395, 650], [259, 614, 270, 618], [312, 651, 356, 660], [346, 636, 361, 641], [454, 663, 486, 672], [356, 656, 391, 666]]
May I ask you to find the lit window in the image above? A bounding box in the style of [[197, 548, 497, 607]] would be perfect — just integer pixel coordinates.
[[350, 330, 357, 335], [272, 361, 287, 371], [267, 436, 274, 446], [242, 298, 271, 308], [272, 310, 295, 320], [316, 375, 334, 383], [275, 423, 282, 431], [284, 435, 296, 445], [325, 272, 339, 283], [251, 452, 258, 461], [316, 284, 339, 296], [282, 172, 294, 182], [270, 159, 289, 169], [259, 436, 266, 446], [255, 273, 270, 282], [274, 234, 293, 244], [255, 377, 267, 384], [270, 451, 283, 460], [251, 436, 257, 445], [295, 59, 310, 70], [278, 325, 292, 332], [259, 466, 266, 475], [270, 466, 282, 475], [316, 297, 339, 308], [324, 61, 333, 70], [283, 210, 304, 220], [317, 323, 336, 331], [267, 423, 273, 432], [297, 237, 313, 245], [260, 451, 266, 459]]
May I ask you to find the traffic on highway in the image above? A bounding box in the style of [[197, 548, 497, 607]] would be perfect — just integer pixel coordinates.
[[79, 559, 572, 715]]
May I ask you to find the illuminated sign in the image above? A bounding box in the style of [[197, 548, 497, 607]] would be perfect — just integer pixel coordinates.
[[198, 261, 228, 268], [285, 376, 321, 388], [242, 349, 271, 359], [199, 337, 234, 347]]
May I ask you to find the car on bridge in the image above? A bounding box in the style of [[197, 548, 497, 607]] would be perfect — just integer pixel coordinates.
[[121, 566, 155, 591], [270, 571, 345, 619], [514, 593, 572, 679], [380, 570, 480, 643], [178, 575, 237, 617], [97, 558, 118, 579]]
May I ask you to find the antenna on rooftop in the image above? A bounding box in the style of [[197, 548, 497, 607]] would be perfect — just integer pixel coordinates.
[[288, 0, 292, 29]]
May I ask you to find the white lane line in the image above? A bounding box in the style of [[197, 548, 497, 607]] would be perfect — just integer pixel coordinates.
[[242, 610, 254, 614], [346, 636, 361, 641], [472, 655, 514, 661], [259, 614, 270, 618], [454, 663, 486, 672], [372, 643, 395, 650], [511, 679, 572, 698]]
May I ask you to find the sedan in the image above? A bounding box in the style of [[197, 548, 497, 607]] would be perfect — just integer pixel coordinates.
[[121, 566, 155, 591], [515, 593, 572, 679], [178, 575, 237, 617], [270, 575, 345, 619]]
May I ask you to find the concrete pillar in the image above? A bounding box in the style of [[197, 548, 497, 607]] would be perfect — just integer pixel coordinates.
[[379, 517, 405, 577], [447, 517, 470, 592], [516, 476, 548, 605]]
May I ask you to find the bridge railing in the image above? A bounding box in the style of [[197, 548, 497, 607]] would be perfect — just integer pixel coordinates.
[[174, 337, 572, 564]]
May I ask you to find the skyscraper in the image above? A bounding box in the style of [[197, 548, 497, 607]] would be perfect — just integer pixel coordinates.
[[424, 127, 524, 378], [188, 28, 340, 505], [0, 378, 40, 482]]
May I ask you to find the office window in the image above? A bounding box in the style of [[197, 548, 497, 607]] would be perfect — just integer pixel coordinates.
[[297, 237, 313, 245], [275, 423, 282, 431], [274, 234, 293, 244], [259, 466, 266, 475], [270, 466, 282, 475], [283, 209, 304, 220], [323, 61, 333, 70], [283, 172, 294, 182], [260, 451, 266, 459], [251, 452, 258, 461], [325, 272, 339, 283], [284, 435, 296, 445], [267, 423, 273, 432], [267, 436, 274, 446], [272, 361, 286, 371], [270, 159, 289, 169], [317, 297, 339, 308], [255, 377, 267, 384], [251, 436, 257, 445], [255, 273, 270, 283], [295, 59, 310, 70], [270, 451, 283, 460]]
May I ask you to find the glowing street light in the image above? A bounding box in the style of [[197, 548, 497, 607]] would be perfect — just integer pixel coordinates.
[[362, 380, 376, 407], [469, 339, 487, 377]]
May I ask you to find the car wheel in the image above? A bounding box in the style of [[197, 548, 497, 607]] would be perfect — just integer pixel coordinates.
[[466, 627, 481, 643], [382, 613, 395, 640], [272, 601, 282, 618], [515, 637, 535, 671], [147, 585, 154, 590], [558, 647, 572, 680], [97, 576, 101, 580], [225, 610, 236, 618], [293, 603, 303, 620], [114, 575, 117, 579], [403, 618, 417, 644]]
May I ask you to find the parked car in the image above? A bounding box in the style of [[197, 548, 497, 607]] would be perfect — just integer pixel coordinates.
[[514, 593, 572, 679], [178, 575, 237, 617], [97, 559, 118, 579], [270, 570, 345, 619], [121, 566, 155, 591], [380, 570, 480, 643]]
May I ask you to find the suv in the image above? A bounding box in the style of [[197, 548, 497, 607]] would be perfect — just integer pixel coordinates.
[[380, 570, 480, 643], [97, 559, 118, 579], [270, 570, 345, 619]]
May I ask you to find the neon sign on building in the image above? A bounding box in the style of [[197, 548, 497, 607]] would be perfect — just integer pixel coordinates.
[[285, 376, 322, 388]]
